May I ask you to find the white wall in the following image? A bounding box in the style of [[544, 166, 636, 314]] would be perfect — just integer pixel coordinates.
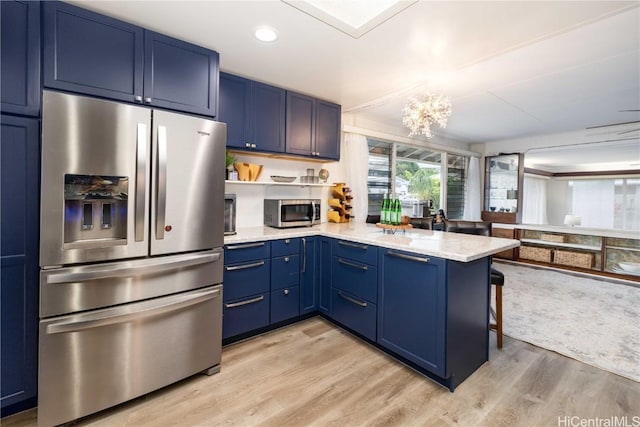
[[228, 152, 345, 228]]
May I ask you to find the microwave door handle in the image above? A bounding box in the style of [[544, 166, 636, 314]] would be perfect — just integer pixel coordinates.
[[135, 123, 147, 242], [156, 125, 167, 240], [310, 200, 315, 224]]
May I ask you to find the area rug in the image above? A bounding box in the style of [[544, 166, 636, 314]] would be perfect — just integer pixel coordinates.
[[495, 261, 640, 382]]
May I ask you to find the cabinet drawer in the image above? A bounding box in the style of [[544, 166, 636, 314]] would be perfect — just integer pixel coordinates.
[[223, 293, 270, 339], [271, 287, 299, 323], [223, 259, 270, 301], [331, 256, 377, 303], [330, 288, 376, 341], [224, 241, 270, 264], [271, 238, 301, 257], [271, 255, 300, 290], [332, 239, 377, 266]]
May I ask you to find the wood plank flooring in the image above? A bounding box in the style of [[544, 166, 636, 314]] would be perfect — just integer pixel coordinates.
[[4, 317, 639, 427]]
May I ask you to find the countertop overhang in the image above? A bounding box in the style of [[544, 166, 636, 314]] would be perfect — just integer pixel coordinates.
[[224, 223, 520, 263]]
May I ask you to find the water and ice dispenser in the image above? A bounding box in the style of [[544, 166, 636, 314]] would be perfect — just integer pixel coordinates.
[[63, 174, 128, 248]]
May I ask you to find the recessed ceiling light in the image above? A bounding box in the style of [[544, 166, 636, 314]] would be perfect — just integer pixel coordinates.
[[254, 26, 278, 42]]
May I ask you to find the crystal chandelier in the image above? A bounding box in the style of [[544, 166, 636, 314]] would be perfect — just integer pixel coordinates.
[[402, 93, 452, 138]]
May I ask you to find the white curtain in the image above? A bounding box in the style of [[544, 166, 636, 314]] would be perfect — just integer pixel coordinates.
[[341, 133, 369, 222], [522, 175, 549, 224], [463, 156, 482, 220]]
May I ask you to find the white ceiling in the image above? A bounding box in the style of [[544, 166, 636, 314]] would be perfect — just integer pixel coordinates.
[[73, 1, 640, 158]]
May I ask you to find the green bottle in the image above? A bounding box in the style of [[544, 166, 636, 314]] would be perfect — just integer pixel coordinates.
[[395, 198, 402, 225], [390, 196, 398, 225], [381, 194, 389, 224]]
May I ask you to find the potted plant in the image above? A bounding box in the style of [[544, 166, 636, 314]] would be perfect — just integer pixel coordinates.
[[225, 151, 237, 180]]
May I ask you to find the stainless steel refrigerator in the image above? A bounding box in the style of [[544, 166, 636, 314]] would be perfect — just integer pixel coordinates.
[[38, 91, 226, 427]]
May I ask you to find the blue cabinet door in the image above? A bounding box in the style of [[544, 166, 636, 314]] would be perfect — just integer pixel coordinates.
[[318, 238, 332, 314], [271, 255, 300, 290], [330, 288, 377, 341], [1, 115, 39, 415], [43, 1, 144, 103], [286, 91, 315, 157], [223, 293, 270, 339], [144, 31, 219, 117], [300, 237, 319, 315], [1, 1, 40, 116], [315, 100, 341, 160], [377, 248, 446, 377], [331, 256, 377, 304], [271, 287, 300, 323], [219, 73, 250, 149], [250, 82, 285, 153], [223, 259, 271, 302]]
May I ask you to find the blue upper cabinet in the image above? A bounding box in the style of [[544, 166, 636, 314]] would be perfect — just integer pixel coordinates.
[[43, 2, 143, 104], [0, 1, 40, 116], [219, 73, 250, 149], [250, 82, 286, 153], [285, 91, 341, 160], [43, 2, 219, 117], [315, 100, 341, 160], [286, 92, 316, 157], [143, 31, 219, 117], [219, 73, 285, 153]]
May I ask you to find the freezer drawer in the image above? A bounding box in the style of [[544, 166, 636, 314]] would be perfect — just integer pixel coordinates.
[[40, 248, 223, 317], [38, 285, 222, 427]]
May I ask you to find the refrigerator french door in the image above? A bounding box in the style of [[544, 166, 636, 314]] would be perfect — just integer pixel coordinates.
[[38, 91, 226, 427]]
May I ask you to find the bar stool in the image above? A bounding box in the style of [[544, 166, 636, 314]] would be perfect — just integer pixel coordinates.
[[443, 220, 504, 349]]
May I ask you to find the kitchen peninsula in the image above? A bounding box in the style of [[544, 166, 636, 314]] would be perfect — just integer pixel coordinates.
[[223, 223, 519, 390]]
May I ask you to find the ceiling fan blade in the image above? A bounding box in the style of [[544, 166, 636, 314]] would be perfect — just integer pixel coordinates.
[[586, 120, 640, 130], [617, 128, 640, 135]]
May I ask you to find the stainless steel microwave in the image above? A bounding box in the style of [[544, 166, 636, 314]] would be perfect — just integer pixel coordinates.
[[264, 199, 321, 228]]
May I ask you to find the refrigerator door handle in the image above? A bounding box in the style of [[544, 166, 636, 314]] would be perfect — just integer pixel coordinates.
[[135, 123, 147, 242], [46, 251, 221, 284], [45, 287, 221, 334], [156, 125, 168, 240]]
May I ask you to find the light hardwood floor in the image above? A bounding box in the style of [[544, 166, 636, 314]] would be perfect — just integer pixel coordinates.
[[4, 317, 639, 427]]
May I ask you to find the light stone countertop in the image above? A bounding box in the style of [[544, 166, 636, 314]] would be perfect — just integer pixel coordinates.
[[225, 222, 520, 263]]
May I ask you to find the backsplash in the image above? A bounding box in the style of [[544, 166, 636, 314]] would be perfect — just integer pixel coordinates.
[[226, 154, 344, 228]]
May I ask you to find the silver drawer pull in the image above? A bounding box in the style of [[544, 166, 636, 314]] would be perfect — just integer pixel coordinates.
[[387, 251, 430, 263], [284, 256, 289, 262], [225, 295, 265, 308], [338, 291, 367, 308], [338, 258, 368, 271], [285, 239, 290, 244], [225, 260, 265, 271], [283, 289, 289, 295], [338, 241, 368, 250], [227, 242, 266, 250]]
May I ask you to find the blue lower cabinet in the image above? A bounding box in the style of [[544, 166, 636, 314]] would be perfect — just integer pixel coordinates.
[[271, 238, 300, 257], [223, 293, 270, 339], [318, 238, 332, 314], [223, 259, 270, 301], [331, 256, 377, 304], [224, 241, 270, 264], [377, 248, 446, 377], [271, 254, 300, 290], [330, 288, 377, 341], [300, 237, 319, 315], [271, 287, 299, 323]]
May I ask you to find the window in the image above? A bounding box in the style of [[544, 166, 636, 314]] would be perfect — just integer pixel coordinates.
[[367, 138, 471, 218], [367, 140, 391, 216], [446, 154, 467, 220]]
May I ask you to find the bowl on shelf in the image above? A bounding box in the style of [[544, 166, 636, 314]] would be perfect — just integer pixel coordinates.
[[618, 261, 640, 273], [270, 175, 296, 183]]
